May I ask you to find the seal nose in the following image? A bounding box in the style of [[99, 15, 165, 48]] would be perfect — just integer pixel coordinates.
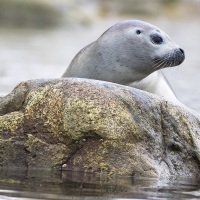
[[175, 48, 185, 65]]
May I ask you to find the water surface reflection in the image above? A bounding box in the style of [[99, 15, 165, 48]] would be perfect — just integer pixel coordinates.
[[0, 169, 199, 199]]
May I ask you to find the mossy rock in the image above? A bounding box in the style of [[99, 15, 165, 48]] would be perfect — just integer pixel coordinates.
[[0, 78, 200, 178]]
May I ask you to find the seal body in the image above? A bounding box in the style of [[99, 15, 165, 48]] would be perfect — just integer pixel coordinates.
[[62, 20, 185, 102]]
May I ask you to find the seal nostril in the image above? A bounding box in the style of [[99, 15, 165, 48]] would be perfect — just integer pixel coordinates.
[[179, 48, 184, 55], [175, 47, 185, 65]]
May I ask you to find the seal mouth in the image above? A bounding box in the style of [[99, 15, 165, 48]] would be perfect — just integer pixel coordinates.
[[153, 48, 185, 70]]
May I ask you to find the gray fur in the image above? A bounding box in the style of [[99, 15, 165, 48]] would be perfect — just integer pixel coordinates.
[[62, 20, 185, 102]]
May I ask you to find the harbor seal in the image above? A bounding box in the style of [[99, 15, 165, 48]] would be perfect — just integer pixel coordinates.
[[62, 20, 185, 102]]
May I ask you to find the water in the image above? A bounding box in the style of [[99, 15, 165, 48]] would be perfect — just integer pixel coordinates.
[[0, 169, 199, 200]]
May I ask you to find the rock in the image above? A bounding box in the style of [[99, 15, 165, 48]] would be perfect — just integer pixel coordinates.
[[0, 78, 200, 178]]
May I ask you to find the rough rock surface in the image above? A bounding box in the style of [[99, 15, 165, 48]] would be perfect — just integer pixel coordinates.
[[0, 78, 200, 178]]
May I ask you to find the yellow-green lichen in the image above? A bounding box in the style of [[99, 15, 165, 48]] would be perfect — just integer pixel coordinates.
[[0, 111, 24, 134], [0, 178, 21, 184], [47, 144, 67, 166], [63, 86, 139, 141], [66, 138, 136, 175], [24, 134, 46, 153], [25, 83, 64, 141]]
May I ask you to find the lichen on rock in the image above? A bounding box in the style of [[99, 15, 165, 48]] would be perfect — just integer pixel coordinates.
[[0, 78, 200, 178]]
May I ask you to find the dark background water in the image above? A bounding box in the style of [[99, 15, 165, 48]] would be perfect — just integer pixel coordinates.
[[0, 1, 200, 199]]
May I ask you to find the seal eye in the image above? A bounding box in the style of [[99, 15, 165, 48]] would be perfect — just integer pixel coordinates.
[[136, 30, 141, 35], [150, 34, 163, 45]]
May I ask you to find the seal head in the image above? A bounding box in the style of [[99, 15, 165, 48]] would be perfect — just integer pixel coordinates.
[[62, 20, 185, 87]]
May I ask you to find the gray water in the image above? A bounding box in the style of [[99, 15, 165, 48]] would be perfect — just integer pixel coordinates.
[[0, 169, 199, 200]]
